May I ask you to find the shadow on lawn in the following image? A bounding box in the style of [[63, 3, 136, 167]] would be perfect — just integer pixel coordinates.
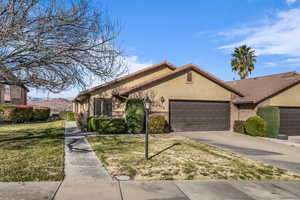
[[0, 127, 64, 150], [149, 142, 181, 160]]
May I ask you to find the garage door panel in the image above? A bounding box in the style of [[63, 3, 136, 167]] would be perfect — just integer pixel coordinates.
[[280, 107, 300, 136], [170, 100, 230, 132]]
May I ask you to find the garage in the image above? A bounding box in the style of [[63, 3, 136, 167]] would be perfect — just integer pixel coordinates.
[[169, 100, 230, 132], [279, 107, 300, 136]]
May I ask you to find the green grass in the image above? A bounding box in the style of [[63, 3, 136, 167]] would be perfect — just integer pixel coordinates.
[[88, 135, 300, 181], [0, 121, 65, 182]]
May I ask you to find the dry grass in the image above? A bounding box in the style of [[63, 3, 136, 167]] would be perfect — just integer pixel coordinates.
[[88, 134, 300, 181], [0, 121, 65, 182]]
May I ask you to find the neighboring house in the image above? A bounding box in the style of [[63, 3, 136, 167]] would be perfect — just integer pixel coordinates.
[[73, 61, 300, 136], [0, 84, 28, 105], [227, 72, 300, 136]]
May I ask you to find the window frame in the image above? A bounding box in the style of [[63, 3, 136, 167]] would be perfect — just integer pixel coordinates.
[[94, 98, 112, 116]]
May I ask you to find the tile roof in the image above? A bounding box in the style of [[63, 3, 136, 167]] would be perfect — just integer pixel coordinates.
[[118, 64, 244, 97], [227, 72, 300, 104]]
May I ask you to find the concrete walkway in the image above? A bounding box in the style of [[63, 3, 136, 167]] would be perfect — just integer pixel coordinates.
[[178, 131, 300, 175], [55, 121, 113, 200], [54, 122, 300, 200]]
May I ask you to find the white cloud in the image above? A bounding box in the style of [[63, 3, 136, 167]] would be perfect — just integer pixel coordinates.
[[286, 0, 297, 5], [123, 56, 152, 73], [218, 8, 300, 65]]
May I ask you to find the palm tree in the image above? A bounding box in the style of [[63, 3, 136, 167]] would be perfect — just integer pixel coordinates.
[[231, 45, 256, 79]]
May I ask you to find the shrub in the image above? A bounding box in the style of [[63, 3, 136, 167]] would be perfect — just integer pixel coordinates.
[[125, 98, 145, 134], [9, 105, 33, 122], [87, 117, 101, 131], [233, 120, 246, 134], [67, 112, 75, 121], [33, 106, 50, 120], [245, 116, 267, 137], [149, 115, 166, 134], [97, 117, 127, 134], [257, 106, 280, 138]]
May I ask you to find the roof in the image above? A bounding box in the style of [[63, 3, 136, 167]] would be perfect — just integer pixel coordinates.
[[227, 72, 300, 105], [0, 71, 29, 92], [74, 61, 176, 100], [118, 64, 244, 97]]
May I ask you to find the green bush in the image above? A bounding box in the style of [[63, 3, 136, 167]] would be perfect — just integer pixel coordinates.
[[8, 105, 33, 122], [149, 115, 166, 134], [87, 117, 101, 131], [245, 116, 267, 137], [32, 107, 50, 120], [125, 98, 145, 134], [257, 106, 280, 138], [233, 120, 246, 134], [67, 112, 75, 121], [97, 117, 127, 134]]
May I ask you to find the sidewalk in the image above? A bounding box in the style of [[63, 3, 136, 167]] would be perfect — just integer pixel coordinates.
[[55, 121, 114, 200], [54, 122, 300, 200]]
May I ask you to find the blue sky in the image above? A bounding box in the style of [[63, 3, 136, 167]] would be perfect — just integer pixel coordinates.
[[29, 0, 300, 98]]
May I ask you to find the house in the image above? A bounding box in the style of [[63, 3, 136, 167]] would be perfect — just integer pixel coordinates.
[[73, 61, 300, 136], [0, 84, 28, 105], [227, 72, 300, 136]]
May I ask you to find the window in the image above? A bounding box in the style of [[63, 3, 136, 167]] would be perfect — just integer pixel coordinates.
[[3, 85, 11, 102], [94, 98, 112, 116], [187, 72, 192, 83]]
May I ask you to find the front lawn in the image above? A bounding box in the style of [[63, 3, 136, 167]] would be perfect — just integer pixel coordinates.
[[88, 135, 300, 181], [0, 121, 65, 182]]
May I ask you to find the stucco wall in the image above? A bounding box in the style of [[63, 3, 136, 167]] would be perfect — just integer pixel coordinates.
[[269, 83, 300, 107], [130, 70, 233, 122], [83, 65, 173, 116]]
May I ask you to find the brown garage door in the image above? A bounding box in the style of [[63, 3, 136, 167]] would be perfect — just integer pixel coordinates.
[[280, 107, 300, 136], [169, 100, 230, 132]]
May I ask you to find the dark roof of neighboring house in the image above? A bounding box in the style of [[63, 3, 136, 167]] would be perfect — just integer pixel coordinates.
[[74, 61, 176, 100], [227, 72, 300, 105], [118, 64, 244, 97]]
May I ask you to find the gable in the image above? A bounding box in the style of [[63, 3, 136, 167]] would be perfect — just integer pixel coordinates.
[[131, 70, 232, 102], [269, 83, 300, 107]]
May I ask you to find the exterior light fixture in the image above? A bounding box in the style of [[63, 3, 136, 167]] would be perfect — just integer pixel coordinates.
[[160, 96, 165, 104], [143, 96, 152, 160]]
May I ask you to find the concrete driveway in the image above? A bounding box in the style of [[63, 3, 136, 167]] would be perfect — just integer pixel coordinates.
[[177, 131, 300, 175]]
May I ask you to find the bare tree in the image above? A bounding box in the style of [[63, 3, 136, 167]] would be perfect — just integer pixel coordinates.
[[0, 0, 126, 92]]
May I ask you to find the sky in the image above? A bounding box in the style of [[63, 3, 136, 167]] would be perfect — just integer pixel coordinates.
[[29, 0, 300, 98]]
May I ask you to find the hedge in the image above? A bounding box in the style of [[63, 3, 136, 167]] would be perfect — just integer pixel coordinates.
[[257, 106, 280, 138], [0, 105, 50, 122], [149, 115, 166, 134], [67, 112, 75, 121], [96, 117, 127, 134], [125, 98, 145, 134], [6, 105, 33, 122], [33, 106, 50, 120], [88, 117, 101, 131], [245, 116, 267, 137], [233, 120, 246, 134]]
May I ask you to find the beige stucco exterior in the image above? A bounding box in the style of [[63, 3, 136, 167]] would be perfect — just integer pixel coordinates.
[[235, 83, 300, 122], [130, 70, 232, 114], [269, 83, 300, 107]]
